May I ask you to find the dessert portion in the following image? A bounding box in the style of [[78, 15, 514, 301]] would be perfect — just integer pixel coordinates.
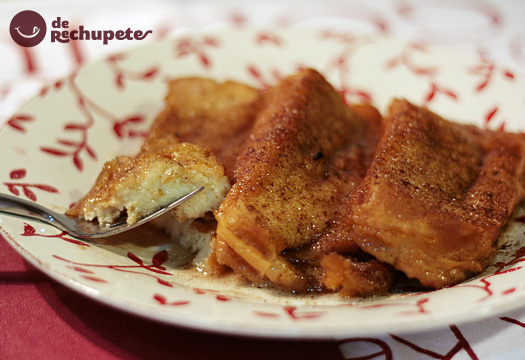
[[348, 99, 525, 288], [214, 69, 390, 294], [67, 77, 260, 266], [66, 138, 229, 226], [146, 77, 261, 178], [68, 68, 525, 297], [143, 78, 261, 266]]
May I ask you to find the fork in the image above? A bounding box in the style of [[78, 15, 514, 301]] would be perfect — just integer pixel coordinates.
[[0, 187, 204, 239]]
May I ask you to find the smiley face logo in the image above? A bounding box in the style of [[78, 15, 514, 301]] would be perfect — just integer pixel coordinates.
[[10, 10, 47, 47]]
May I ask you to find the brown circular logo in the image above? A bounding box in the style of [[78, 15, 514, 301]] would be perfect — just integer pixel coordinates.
[[10, 10, 47, 47]]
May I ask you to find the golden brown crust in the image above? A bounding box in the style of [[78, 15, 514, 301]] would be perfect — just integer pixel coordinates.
[[214, 69, 381, 292], [349, 99, 525, 288], [286, 104, 383, 262], [66, 156, 134, 219], [146, 77, 261, 178]]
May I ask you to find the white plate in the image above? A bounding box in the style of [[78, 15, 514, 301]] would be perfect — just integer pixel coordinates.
[[2, 27, 525, 339]]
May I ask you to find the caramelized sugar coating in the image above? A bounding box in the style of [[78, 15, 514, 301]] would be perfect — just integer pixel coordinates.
[[286, 103, 384, 262], [214, 69, 383, 292], [349, 99, 525, 288], [67, 138, 229, 225], [147, 77, 261, 178]]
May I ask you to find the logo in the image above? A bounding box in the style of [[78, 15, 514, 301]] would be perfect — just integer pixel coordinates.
[[10, 10, 47, 47], [50, 17, 152, 45], [9, 11, 152, 47]]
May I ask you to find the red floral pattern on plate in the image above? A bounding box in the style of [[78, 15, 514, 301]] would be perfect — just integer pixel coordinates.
[[4, 169, 58, 201]]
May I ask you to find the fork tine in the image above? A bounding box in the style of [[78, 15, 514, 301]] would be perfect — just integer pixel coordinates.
[[72, 186, 205, 238], [123, 186, 204, 228], [0, 186, 205, 239]]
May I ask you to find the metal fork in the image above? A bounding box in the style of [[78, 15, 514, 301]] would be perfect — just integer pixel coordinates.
[[0, 187, 204, 239]]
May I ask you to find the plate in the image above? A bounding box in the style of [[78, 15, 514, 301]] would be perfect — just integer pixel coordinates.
[[1, 27, 525, 339]]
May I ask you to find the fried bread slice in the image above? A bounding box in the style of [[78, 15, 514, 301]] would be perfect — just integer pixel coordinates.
[[68, 77, 258, 265], [67, 138, 230, 226], [69, 77, 259, 226], [142, 78, 260, 265], [349, 99, 525, 288], [214, 69, 383, 292], [146, 77, 261, 178]]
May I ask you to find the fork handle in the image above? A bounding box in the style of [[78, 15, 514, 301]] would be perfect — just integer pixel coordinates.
[[0, 193, 57, 224]]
